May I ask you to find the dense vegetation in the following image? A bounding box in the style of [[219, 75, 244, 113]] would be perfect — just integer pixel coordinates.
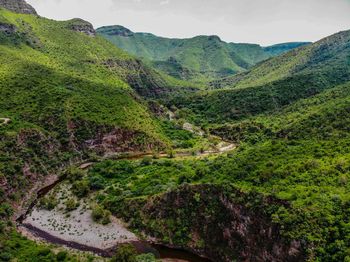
[[97, 25, 308, 82], [168, 30, 350, 124], [0, 4, 186, 261], [84, 81, 350, 261], [1, 0, 350, 261]]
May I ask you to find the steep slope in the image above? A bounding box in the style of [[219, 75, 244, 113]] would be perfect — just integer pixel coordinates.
[[263, 42, 310, 56], [97, 25, 307, 82], [0, 2, 177, 233], [217, 30, 350, 89], [85, 81, 350, 261], [174, 29, 350, 123]]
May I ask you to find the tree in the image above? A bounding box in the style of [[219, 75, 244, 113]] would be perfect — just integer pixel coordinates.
[[111, 244, 137, 262]]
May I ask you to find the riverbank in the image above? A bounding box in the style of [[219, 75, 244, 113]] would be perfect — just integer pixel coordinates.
[[15, 125, 235, 261]]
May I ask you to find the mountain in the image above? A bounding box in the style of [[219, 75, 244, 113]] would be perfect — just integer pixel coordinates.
[[151, 29, 350, 260], [263, 42, 310, 56], [175, 29, 350, 123], [0, 0, 36, 14], [1, 0, 350, 261], [0, 0, 186, 240], [210, 30, 350, 90], [97, 25, 309, 82]]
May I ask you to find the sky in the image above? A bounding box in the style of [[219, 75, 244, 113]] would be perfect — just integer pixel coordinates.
[[27, 0, 350, 46]]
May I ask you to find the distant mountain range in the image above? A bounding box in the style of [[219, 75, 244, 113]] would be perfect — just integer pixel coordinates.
[[97, 25, 310, 81], [2, 0, 350, 261], [173, 29, 350, 122]]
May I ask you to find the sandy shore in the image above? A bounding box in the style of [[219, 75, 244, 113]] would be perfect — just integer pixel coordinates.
[[22, 181, 138, 250], [23, 205, 138, 250]]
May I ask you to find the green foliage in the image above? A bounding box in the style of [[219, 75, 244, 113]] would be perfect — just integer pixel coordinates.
[[263, 42, 310, 56], [87, 81, 350, 261], [91, 205, 111, 225], [135, 253, 158, 262], [65, 198, 78, 212], [39, 195, 58, 211], [0, 203, 13, 218], [88, 174, 106, 190], [0, 5, 349, 262], [71, 180, 90, 198], [0, 231, 77, 262], [66, 167, 85, 183], [56, 251, 68, 261], [111, 244, 137, 262], [97, 26, 303, 82]]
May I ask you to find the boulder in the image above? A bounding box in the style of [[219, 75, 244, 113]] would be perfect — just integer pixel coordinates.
[[0, 0, 37, 15]]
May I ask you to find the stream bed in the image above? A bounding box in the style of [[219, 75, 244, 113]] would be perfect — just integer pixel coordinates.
[[17, 173, 212, 262]]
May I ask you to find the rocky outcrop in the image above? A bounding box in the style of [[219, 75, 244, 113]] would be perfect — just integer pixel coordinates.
[[0, 0, 37, 15], [102, 58, 172, 98], [0, 22, 16, 34], [67, 18, 96, 37], [122, 185, 306, 262], [84, 127, 164, 156]]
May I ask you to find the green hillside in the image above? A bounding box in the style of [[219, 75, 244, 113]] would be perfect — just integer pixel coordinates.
[[89, 81, 350, 261], [97, 25, 308, 82], [1, 0, 350, 261], [0, 5, 176, 231], [213, 30, 350, 89], [172, 29, 350, 123], [263, 42, 310, 56]]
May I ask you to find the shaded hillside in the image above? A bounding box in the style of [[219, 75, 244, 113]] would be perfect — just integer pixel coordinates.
[[86, 81, 350, 261], [214, 30, 350, 89], [263, 42, 310, 56], [97, 25, 307, 82], [0, 4, 178, 231], [1, 0, 350, 261], [173, 30, 350, 123]]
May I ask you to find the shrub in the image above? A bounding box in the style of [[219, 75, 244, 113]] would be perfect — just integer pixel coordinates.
[[0, 252, 12, 261], [66, 167, 84, 182], [91, 205, 111, 225], [111, 244, 137, 262], [39, 196, 58, 211], [0, 203, 13, 218], [135, 253, 157, 262], [65, 198, 78, 212], [56, 251, 67, 261], [141, 156, 153, 166], [72, 180, 89, 198], [88, 175, 106, 190]]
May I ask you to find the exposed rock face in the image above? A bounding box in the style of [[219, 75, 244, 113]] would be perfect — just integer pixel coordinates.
[[84, 127, 164, 156], [67, 18, 96, 37], [0, 0, 37, 14], [123, 185, 306, 262], [66, 119, 165, 155], [102, 58, 170, 98], [0, 22, 16, 34]]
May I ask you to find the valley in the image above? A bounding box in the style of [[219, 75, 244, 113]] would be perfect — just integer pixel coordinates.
[[0, 0, 349, 261], [16, 129, 235, 261]]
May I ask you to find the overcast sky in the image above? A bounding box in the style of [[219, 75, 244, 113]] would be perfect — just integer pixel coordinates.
[[27, 0, 350, 45]]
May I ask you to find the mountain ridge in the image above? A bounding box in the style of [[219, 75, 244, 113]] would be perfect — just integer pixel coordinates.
[[0, 0, 37, 14], [97, 25, 310, 82]]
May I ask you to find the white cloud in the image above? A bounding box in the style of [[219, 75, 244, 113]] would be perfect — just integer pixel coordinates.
[[160, 0, 170, 6], [27, 0, 350, 45]]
